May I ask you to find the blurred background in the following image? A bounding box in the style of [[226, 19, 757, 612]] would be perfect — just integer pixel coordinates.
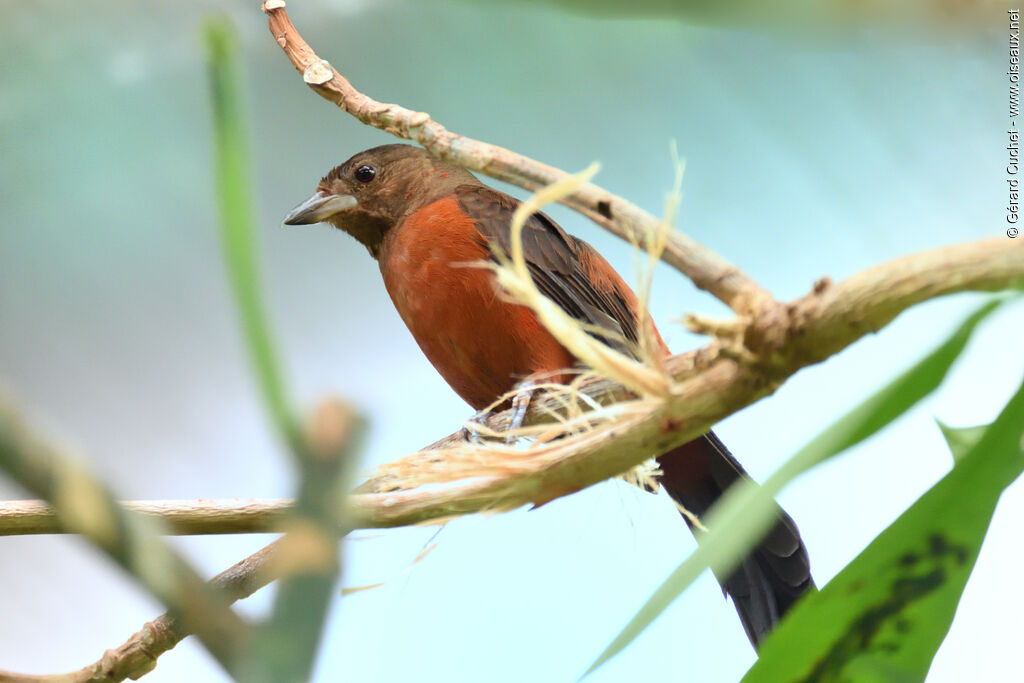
[[1, 1, 1021, 680]]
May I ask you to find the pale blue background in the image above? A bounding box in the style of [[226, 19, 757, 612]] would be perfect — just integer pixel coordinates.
[[1, 1, 1021, 681]]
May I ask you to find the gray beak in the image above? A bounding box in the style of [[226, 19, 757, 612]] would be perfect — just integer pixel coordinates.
[[282, 191, 358, 226]]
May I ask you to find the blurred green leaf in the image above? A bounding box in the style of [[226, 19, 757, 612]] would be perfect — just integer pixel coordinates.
[[206, 18, 367, 682], [243, 401, 366, 683], [936, 420, 988, 464], [472, 0, 991, 31], [205, 15, 301, 454], [744, 374, 1024, 682], [0, 399, 251, 673], [585, 299, 1003, 677]]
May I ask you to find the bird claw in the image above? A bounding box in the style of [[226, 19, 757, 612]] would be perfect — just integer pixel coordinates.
[[507, 380, 536, 442], [461, 410, 491, 445], [461, 380, 537, 446]]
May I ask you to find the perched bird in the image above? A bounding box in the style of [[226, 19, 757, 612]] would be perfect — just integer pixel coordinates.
[[284, 144, 813, 649]]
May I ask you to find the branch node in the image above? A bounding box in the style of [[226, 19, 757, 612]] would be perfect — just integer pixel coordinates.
[[303, 60, 333, 86], [682, 312, 746, 339]]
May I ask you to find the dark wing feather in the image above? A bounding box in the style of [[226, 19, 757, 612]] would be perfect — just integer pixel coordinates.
[[455, 184, 639, 357], [659, 432, 816, 647]]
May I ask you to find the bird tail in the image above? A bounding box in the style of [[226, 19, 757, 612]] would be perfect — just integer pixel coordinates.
[[655, 431, 814, 649]]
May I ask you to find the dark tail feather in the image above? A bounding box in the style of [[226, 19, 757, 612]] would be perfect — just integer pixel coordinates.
[[655, 431, 814, 649]]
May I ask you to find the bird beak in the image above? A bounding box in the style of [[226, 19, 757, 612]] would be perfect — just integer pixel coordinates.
[[282, 191, 358, 226]]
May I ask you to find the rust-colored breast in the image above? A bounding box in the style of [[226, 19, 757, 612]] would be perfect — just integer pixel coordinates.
[[378, 195, 575, 410]]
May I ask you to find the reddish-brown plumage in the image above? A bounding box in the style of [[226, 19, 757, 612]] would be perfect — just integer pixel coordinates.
[[285, 144, 813, 650], [380, 195, 575, 409]]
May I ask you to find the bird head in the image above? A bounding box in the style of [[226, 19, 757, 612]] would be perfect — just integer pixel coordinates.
[[283, 144, 477, 258]]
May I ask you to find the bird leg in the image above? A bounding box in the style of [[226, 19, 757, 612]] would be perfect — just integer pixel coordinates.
[[460, 379, 537, 445], [507, 379, 537, 438]]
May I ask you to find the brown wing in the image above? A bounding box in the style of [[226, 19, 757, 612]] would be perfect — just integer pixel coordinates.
[[455, 184, 640, 358]]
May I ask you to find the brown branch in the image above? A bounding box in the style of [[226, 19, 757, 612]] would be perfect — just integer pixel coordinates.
[[5, 241, 1021, 539], [261, 1, 772, 316], [345, 237, 1024, 527], [0, 539, 284, 683], [0, 498, 291, 536], [5, 240, 1022, 540]]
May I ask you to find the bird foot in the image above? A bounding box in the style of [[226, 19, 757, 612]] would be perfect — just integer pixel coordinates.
[[461, 380, 537, 446], [461, 410, 492, 445], [507, 380, 536, 441]]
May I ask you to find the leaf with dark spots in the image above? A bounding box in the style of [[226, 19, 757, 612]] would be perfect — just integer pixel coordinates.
[[744, 372, 1024, 683], [586, 302, 1005, 678], [897, 553, 920, 568]]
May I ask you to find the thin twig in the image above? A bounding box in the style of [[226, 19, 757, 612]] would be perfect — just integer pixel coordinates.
[[0, 498, 291, 536], [261, 1, 772, 317], [0, 539, 284, 683]]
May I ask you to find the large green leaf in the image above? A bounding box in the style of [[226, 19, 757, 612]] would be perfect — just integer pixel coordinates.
[[585, 299, 1004, 676], [744, 374, 1024, 682]]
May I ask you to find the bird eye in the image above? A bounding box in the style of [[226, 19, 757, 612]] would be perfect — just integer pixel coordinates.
[[354, 164, 376, 183]]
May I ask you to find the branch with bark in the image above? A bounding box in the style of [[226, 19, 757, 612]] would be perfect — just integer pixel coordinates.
[[2, 219, 1020, 547], [261, 1, 773, 316], [0, 498, 291, 536]]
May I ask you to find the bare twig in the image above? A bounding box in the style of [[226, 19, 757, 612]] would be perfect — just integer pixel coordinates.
[[0, 539, 284, 683], [0, 498, 291, 536], [261, 1, 772, 317]]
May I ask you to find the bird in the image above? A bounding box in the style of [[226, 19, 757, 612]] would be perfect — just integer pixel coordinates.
[[283, 143, 814, 649]]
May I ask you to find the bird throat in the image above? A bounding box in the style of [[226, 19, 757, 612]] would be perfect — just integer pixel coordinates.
[[336, 212, 392, 259]]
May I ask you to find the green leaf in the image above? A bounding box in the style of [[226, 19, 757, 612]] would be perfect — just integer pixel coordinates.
[[206, 19, 368, 682], [936, 420, 988, 464], [744, 374, 1024, 682], [0, 400, 251, 672], [584, 299, 1003, 677], [205, 16, 301, 454]]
